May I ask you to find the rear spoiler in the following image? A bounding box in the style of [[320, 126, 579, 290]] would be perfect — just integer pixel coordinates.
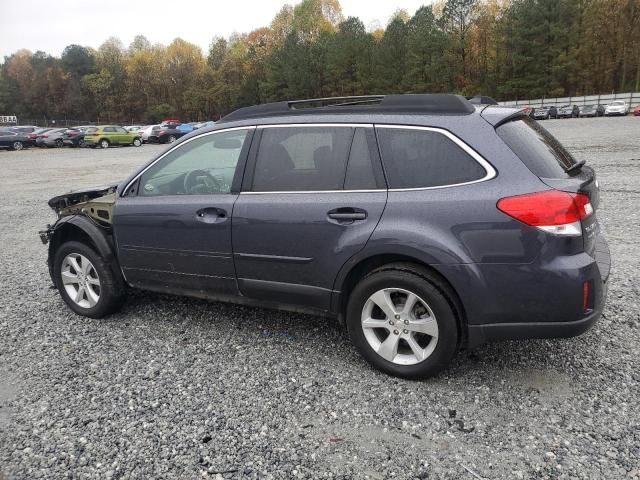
[[480, 105, 529, 128]]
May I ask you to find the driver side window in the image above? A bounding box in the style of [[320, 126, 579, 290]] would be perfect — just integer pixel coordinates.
[[138, 129, 251, 196]]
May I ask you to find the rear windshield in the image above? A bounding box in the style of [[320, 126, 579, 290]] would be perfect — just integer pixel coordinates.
[[497, 116, 576, 178]]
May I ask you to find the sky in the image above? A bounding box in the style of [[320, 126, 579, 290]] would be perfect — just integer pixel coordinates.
[[0, 0, 430, 59]]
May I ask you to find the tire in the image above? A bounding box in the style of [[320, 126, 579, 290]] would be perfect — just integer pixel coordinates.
[[10, 141, 23, 151], [99, 139, 110, 149], [132, 138, 142, 147], [53, 241, 126, 318], [55, 138, 63, 147], [167, 135, 176, 144], [346, 264, 459, 379], [77, 139, 85, 148]]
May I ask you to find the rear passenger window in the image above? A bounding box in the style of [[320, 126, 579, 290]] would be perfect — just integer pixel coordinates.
[[252, 126, 353, 192], [377, 127, 487, 189]]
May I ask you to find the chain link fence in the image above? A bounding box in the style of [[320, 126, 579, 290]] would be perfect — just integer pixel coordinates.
[[499, 91, 640, 109]]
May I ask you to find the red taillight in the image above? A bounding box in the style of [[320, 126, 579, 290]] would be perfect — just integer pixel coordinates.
[[497, 191, 593, 236], [43, 134, 48, 138], [158, 130, 165, 135]]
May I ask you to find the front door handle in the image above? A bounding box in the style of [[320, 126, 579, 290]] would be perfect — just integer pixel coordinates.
[[327, 207, 367, 224], [196, 207, 227, 224]]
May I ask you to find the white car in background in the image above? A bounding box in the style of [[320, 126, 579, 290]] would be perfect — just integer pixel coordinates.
[[139, 125, 160, 143], [604, 100, 629, 116]]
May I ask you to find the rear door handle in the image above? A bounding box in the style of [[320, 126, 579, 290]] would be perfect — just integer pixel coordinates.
[[327, 207, 367, 223], [196, 207, 227, 224]]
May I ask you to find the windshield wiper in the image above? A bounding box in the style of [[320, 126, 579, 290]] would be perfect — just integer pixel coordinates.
[[565, 160, 585, 173]]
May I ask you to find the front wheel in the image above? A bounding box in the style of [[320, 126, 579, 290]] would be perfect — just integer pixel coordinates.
[[132, 138, 142, 147], [53, 241, 126, 318], [167, 135, 176, 144], [346, 264, 459, 379], [55, 138, 64, 147], [11, 141, 24, 151]]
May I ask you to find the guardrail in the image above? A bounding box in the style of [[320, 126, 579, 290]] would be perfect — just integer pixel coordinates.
[[499, 92, 640, 108]]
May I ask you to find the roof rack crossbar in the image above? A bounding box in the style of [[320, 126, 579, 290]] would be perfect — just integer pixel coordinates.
[[288, 95, 385, 108]]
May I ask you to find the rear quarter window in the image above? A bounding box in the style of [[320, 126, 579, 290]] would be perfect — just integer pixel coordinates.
[[497, 117, 576, 178], [376, 127, 488, 189]]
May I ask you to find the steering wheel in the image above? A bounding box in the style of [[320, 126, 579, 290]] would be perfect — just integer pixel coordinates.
[[183, 169, 222, 194]]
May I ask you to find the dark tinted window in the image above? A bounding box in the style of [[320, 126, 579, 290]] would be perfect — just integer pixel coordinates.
[[103, 127, 115, 133], [344, 128, 379, 190], [497, 117, 576, 178], [377, 127, 487, 189], [252, 126, 352, 192]]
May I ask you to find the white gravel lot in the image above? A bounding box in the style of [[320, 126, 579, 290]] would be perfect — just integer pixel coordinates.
[[0, 117, 639, 479]]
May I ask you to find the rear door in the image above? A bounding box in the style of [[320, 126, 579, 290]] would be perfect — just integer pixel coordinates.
[[232, 124, 387, 311], [113, 127, 254, 293]]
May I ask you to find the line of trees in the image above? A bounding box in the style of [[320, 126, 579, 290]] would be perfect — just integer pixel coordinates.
[[1, 0, 639, 123]]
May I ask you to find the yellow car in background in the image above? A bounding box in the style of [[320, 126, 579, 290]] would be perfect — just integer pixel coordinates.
[[84, 126, 143, 149]]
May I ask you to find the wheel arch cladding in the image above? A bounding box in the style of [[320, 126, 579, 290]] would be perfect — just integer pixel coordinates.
[[48, 215, 118, 283], [333, 254, 467, 346]]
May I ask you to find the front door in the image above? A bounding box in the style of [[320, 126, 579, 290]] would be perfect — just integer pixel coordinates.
[[113, 127, 255, 294], [232, 125, 387, 311]]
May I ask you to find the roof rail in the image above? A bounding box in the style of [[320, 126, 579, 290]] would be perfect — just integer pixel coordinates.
[[220, 94, 475, 123]]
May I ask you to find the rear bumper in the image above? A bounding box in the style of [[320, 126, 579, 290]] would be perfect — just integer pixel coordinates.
[[466, 297, 604, 348], [452, 234, 611, 348]]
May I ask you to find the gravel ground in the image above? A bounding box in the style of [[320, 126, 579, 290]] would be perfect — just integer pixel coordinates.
[[0, 118, 639, 479]]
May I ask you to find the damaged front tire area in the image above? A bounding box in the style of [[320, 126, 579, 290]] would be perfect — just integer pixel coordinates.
[[44, 216, 126, 318]]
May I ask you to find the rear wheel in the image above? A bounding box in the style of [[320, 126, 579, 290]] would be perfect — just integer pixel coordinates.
[[55, 138, 63, 147], [77, 139, 85, 147], [99, 139, 110, 149], [11, 141, 24, 151], [53, 241, 126, 318], [167, 135, 177, 143], [346, 264, 459, 379]]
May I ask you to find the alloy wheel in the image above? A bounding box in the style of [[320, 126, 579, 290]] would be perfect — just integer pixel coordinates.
[[361, 288, 439, 365], [12, 141, 23, 151], [60, 253, 101, 308]]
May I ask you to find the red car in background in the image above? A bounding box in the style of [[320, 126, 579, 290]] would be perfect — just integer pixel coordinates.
[[633, 105, 640, 116]]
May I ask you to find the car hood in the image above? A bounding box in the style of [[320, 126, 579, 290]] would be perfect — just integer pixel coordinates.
[[48, 183, 118, 214]]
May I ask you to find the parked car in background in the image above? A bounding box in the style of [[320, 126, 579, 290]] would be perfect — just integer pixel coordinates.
[[26, 128, 53, 143], [139, 125, 160, 143], [62, 126, 92, 148], [147, 123, 189, 144], [0, 128, 34, 150], [161, 118, 180, 124], [125, 125, 144, 132], [633, 105, 640, 116], [84, 126, 143, 149], [579, 105, 605, 117], [36, 128, 67, 147], [10, 126, 39, 134], [532, 106, 558, 120], [176, 123, 194, 133], [605, 100, 629, 116], [557, 105, 580, 118], [193, 121, 216, 129], [40, 94, 610, 379]]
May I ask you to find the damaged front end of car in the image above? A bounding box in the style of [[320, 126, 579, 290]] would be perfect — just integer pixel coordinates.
[[39, 184, 118, 245]]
